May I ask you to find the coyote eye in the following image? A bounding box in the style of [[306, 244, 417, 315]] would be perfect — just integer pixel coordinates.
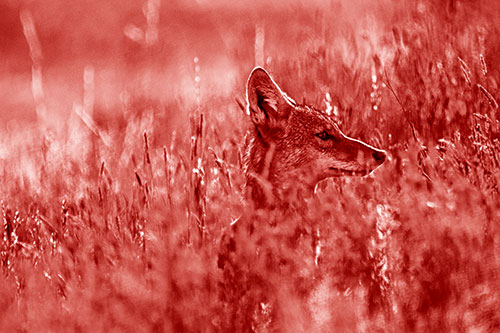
[[316, 131, 329, 141]]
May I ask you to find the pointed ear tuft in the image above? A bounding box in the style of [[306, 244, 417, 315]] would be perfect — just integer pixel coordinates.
[[246, 67, 293, 127]]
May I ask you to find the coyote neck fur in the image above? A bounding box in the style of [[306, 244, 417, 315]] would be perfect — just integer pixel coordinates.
[[243, 128, 309, 209], [243, 129, 278, 208]]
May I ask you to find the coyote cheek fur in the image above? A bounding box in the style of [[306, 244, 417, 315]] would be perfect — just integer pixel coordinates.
[[243, 67, 386, 206]]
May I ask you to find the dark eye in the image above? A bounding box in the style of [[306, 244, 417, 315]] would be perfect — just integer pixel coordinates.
[[316, 131, 329, 141]]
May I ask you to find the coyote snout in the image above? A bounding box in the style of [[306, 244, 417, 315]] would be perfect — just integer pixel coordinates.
[[243, 67, 386, 206]]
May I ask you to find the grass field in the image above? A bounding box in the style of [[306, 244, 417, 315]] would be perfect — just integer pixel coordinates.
[[1, 0, 500, 331]]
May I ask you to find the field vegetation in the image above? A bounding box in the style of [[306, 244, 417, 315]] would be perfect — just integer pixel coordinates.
[[1, 0, 500, 331]]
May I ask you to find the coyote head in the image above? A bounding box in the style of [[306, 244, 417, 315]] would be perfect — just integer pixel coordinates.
[[244, 67, 386, 205]]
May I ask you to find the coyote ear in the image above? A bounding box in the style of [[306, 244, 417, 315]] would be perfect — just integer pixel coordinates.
[[246, 67, 294, 127]]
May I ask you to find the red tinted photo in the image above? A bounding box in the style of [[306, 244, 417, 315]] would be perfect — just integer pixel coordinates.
[[1, 0, 499, 331]]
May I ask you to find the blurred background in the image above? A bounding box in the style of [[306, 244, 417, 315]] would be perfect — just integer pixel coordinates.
[[1, 0, 415, 128]]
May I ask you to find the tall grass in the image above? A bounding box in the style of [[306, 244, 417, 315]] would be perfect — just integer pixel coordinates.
[[1, 0, 500, 331]]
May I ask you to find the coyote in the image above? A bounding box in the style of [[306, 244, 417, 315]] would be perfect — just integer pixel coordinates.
[[217, 68, 387, 330], [244, 67, 386, 207]]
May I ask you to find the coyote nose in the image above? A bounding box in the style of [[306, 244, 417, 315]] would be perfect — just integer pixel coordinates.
[[372, 150, 386, 164]]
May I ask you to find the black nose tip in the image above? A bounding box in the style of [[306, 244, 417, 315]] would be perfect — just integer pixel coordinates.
[[372, 150, 386, 163]]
